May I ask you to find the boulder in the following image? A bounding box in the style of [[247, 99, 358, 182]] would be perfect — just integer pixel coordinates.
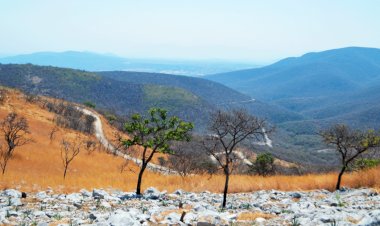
[[100, 201, 112, 209], [290, 193, 302, 199], [173, 189, 183, 196], [144, 187, 161, 200], [93, 189, 109, 199], [10, 197, 22, 206], [4, 189, 21, 198], [107, 210, 140, 225], [66, 193, 83, 203], [80, 189, 92, 197]]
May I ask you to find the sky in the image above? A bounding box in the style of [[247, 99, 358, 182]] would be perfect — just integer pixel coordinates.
[[1, 0, 380, 63]]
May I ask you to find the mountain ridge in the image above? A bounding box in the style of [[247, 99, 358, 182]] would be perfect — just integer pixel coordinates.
[[206, 47, 380, 130]]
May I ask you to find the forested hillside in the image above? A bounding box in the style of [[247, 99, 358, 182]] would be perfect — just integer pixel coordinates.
[[206, 47, 380, 132]]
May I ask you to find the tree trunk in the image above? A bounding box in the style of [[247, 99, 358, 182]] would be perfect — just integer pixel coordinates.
[[63, 166, 68, 179], [1, 165, 6, 175], [1, 158, 9, 175], [222, 167, 230, 208], [336, 166, 346, 190], [136, 164, 147, 195]]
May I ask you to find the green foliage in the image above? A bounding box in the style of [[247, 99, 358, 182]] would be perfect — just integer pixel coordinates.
[[251, 153, 275, 176], [144, 85, 199, 105], [122, 108, 194, 154], [291, 216, 301, 226], [105, 113, 117, 122], [83, 101, 96, 108], [335, 193, 346, 207], [351, 158, 380, 171]]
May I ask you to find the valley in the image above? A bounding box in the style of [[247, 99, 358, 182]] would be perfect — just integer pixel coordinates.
[[2, 1, 380, 225]]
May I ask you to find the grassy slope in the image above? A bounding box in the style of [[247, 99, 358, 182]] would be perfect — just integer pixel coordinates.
[[0, 89, 378, 193], [0, 63, 214, 131]]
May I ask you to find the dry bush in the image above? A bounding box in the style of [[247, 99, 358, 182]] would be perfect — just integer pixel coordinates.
[[0, 89, 8, 105]]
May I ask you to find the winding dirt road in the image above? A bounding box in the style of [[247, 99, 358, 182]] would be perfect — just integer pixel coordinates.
[[78, 107, 177, 175], [79, 107, 273, 174]]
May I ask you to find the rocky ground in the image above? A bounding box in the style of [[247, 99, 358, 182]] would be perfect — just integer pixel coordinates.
[[0, 187, 379, 225]]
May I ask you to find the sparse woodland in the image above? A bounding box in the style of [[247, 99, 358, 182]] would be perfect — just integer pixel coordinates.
[[0, 88, 378, 213]]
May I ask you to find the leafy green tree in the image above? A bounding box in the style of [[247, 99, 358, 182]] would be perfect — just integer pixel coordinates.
[[252, 153, 275, 176], [320, 124, 380, 190], [122, 108, 193, 195]]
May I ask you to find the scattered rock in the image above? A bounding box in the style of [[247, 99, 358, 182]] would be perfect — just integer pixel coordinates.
[[144, 187, 161, 200], [4, 189, 21, 198], [36, 191, 48, 200], [290, 192, 302, 199], [92, 189, 109, 199], [255, 217, 266, 223], [10, 197, 22, 206], [80, 189, 92, 197], [66, 193, 82, 203], [0, 188, 378, 225], [174, 189, 183, 196], [100, 201, 112, 209], [107, 210, 140, 225]]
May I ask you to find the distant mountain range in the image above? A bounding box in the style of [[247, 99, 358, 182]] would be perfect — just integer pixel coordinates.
[[206, 47, 380, 132], [2, 46, 379, 168], [0, 51, 258, 76]]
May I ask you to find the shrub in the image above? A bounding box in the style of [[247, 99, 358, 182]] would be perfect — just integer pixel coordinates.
[[83, 101, 96, 109], [251, 153, 275, 176]]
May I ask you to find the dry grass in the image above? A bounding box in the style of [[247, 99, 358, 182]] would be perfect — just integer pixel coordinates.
[[0, 89, 379, 194], [237, 212, 276, 221]]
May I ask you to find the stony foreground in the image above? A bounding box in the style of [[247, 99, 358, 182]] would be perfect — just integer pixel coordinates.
[[0, 187, 379, 225]]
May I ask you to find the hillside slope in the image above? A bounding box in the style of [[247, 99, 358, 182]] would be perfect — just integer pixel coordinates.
[[0, 88, 378, 195], [100, 71, 304, 124], [206, 47, 380, 100], [0, 63, 303, 131], [0, 63, 333, 163], [0, 63, 213, 129], [0, 88, 132, 192], [206, 47, 380, 130]]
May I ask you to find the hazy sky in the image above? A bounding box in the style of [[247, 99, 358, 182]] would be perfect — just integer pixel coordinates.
[[1, 0, 380, 62]]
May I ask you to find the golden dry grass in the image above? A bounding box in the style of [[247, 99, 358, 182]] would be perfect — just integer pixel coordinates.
[[237, 212, 276, 221], [0, 89, 379, 194]]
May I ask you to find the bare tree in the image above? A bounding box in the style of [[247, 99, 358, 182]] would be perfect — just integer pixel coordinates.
[[0, 113, 32, 174], [203, 109, 268, 208], [320, 124, 380, 190], [49, 126, 59, 142], [60, 136, 82, 179], [169, 140, 216, 177], [84, 139, 98, 155]]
